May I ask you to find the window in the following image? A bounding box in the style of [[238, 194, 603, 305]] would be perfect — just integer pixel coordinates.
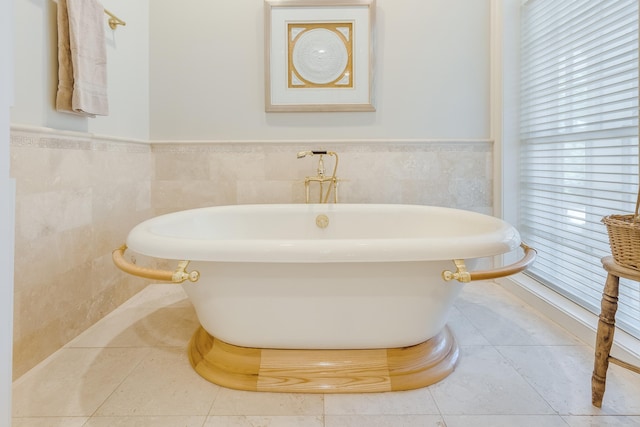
[[519, 0, 639, 337]]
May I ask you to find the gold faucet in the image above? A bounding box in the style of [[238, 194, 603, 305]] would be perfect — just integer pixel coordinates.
[[297, 150, 339, 203]]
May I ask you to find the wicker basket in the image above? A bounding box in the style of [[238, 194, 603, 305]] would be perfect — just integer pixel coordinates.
[[602, 193, 640, 270]]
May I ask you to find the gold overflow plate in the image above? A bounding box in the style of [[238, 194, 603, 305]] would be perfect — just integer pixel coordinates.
[[316, 214, 329, 228]]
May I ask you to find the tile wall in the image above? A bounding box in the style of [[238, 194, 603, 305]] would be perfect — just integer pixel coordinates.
[[10, 127, 154, 378], [152, 141, 493, 215], [10, 128, 493, 379]]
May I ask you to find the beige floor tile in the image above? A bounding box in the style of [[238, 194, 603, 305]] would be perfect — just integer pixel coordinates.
[[67, 305, 198, 348], [11, 417, 89, 427], [447, 306, 491, 346], [429, 345, 556, 415], [11, 284, 640, 427], [117, 283, 192, 310], [497, 345, 640, 416], [95, 347, 219, 416], [324, 415, 446, 427], [443, 415, 570, 427], [209, 388, 324, 416], [12, 347, 150, 417], [324, 387, 439, 415], [456, 281, 512, 305], [455, 292, 584, 346], [204, 415, 324, 427], [563, 416, 640, 426], [84, 415, 207, 426]]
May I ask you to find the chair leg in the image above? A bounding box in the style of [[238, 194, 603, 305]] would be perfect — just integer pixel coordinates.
[[591, 272, 620, 407]]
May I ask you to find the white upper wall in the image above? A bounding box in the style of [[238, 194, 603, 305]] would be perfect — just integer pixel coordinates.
[[149, 0, 490, 141], [10, 0, 490, 142], [10, 0, 150, 140]]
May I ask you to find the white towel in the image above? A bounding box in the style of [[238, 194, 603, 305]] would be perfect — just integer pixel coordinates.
[[56, 0, 109, 117]]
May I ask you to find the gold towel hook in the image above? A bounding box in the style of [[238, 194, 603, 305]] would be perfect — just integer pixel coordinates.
[[104, 8, 126, 30]]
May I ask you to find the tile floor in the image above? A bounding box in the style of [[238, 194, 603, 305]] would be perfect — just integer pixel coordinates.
[[11, 281, 640, 427]]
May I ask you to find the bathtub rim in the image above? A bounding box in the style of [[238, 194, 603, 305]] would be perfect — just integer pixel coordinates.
[[126, 203, 521, 263]]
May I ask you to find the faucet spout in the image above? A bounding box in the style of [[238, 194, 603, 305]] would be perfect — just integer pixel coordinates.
[[297, 151, 314, 159], [297, 150, 329, 159]]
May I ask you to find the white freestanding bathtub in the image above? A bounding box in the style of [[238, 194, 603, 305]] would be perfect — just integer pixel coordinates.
[[115, 203, 533, 393]]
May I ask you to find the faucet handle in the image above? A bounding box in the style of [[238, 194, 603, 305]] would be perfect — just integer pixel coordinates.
[[317, 155, 325, 177]]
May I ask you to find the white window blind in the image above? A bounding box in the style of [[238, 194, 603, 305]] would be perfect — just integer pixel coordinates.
[[519, 0, 639, 337]]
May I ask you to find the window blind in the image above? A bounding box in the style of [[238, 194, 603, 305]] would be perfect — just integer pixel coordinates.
[[519, 0, 639, 337]]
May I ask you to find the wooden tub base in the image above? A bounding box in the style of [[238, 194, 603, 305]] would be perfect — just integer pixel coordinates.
[[187, 326, 459, 393]]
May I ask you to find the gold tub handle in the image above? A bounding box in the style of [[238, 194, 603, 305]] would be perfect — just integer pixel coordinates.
[[112, 244, 200, 283], [442, 243, 537, 283]]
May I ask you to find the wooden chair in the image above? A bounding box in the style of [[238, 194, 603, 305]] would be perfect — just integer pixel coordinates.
[[591, 256, 640, 407]]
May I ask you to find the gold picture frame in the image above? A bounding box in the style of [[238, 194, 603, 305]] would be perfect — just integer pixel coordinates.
[[264, 0, 376, 112]]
